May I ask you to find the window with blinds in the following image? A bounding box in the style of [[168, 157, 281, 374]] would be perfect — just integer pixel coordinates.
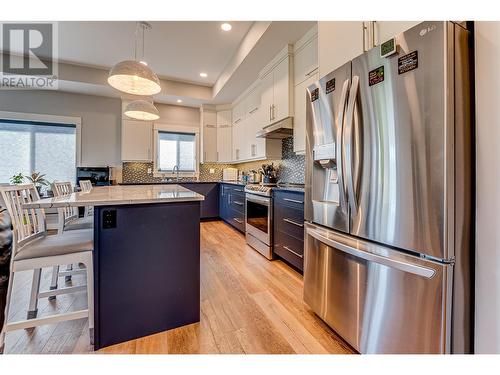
[[0, 119, 77, 184]]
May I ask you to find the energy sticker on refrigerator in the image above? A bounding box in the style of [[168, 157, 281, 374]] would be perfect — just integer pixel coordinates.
[[398, 51, 419, 75], [369, 66, 385, 86]]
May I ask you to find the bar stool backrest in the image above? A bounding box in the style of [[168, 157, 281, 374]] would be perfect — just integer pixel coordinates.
[[79, 180, 92, 192], [0, 184, 46, 254], [52, 181, 78, 230]]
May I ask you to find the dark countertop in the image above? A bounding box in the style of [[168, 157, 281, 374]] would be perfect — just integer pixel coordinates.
[[120, 181, 222, 185], [272, 186, 305, 193]]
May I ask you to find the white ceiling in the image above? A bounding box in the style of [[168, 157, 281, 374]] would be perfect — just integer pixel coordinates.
[[1, 21, 317, 106], [11, 21, 253, 86]]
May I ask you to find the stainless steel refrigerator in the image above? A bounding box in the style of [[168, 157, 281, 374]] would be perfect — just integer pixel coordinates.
[[303, 21, 473, 354]]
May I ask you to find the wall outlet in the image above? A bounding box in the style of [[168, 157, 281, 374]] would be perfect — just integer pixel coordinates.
[[209, 168, 215, 174], [147, 168, 152, 174]]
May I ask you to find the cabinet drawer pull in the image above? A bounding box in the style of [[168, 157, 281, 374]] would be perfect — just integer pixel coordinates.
[[233, 188, 244, 192], [234, 118, 242, 124], [283, 218, 304, 227], [233, 201, 244, 206], [234, 218, 244, 224], [283, 245, 303, 258], [249, 107, 259, 114], [283, 198, 304, 204]]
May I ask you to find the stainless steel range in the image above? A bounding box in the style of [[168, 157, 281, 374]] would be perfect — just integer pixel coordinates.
[[244, 184, 274, 259]]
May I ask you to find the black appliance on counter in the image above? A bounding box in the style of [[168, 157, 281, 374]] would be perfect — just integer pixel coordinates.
[[76, 167, 111, 186]]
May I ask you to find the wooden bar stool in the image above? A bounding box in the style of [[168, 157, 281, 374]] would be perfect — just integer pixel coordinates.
[[49, 181, 93, 292], [0, 184, 94, 354], [78, 180, 93, 218]]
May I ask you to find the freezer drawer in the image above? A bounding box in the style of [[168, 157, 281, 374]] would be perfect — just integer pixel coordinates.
[[303, 223, 452, 354]]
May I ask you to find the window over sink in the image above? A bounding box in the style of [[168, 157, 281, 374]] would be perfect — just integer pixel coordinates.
[[153, 124, 199, 178]]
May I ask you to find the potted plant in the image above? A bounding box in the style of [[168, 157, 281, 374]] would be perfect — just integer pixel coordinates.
[[25, 171, 49, 195], [10, 173, 24, 185]]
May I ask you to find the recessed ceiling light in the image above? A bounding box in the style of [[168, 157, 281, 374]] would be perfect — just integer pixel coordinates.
[[199, 72, 208, 78], [221, 23, 232, 32], [177, 99, 183, 103]]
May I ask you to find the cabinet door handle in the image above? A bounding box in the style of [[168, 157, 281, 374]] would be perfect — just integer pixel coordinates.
[[204, 151, 206, 160], [233, 188, 244, 192], [217, 151, 219, 161], [283, 218, 304, 227], [234, 118, 241, 124], [283, 245, 303, 259], [283, 198, 304, 204], [234, 217, 244, 224], [371, 21, 376, 47], [305, 67, 318, 77], [272, 104, 276, 120], [249, 107, 259, 114], [269, 105, 272, 122]]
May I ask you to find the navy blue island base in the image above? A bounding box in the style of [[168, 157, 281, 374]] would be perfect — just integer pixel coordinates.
[[92, 201, 201, 350]]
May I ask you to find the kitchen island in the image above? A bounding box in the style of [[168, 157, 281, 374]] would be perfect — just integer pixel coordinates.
[[25, 185, 204, 350]]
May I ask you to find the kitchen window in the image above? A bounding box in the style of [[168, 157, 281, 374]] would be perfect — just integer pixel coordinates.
[[153, 125, 199, 177], [0, 112, 81, 185]]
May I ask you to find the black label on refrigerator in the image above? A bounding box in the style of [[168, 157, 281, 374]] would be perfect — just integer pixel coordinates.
[[310, 87, 319, 102], [368, 66, 384, 86], [398, 51, 418, 75], [325, 78, 336, 94]]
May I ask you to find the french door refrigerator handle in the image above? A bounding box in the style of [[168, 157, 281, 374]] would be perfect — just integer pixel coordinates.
[[336, 79, 350, 213], [306, 226, 436, 278], [345, 75, 359, 216]]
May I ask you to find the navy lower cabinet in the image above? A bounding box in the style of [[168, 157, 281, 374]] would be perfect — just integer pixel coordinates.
[[180, 183, 219, 219], [273, 190, 305, 272], [93, 201, 200, 350], [219, 183, 245, 233]]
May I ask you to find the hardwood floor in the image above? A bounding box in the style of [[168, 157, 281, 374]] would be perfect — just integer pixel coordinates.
[[3, 220, 353, 354]]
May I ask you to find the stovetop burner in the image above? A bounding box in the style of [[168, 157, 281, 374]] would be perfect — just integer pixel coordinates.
[[244, 183, 276, 197]]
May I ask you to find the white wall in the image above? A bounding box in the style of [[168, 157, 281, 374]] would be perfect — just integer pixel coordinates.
[[474, 21, 500, 354], [0, 90, 122, 166], [0, 91, 201, 168]]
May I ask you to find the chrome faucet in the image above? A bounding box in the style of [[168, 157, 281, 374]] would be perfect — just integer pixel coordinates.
[[172, 165, 180, 182]]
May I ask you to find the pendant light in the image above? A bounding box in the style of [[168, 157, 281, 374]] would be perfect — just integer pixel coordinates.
[[108, 22, 161, 96], [124, 99, 160, 121]]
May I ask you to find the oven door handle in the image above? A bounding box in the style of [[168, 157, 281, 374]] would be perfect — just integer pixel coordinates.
[[245, 194, 271, 206]]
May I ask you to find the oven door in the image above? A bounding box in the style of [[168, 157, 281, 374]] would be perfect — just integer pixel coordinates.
[[245, 193, 271, 245]]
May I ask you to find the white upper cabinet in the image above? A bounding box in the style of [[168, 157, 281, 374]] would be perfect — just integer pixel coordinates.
[[294, 25, 319, 86], [318, 21, 367, 77], [259, 45, 294, 128], [272, 57, 292, 123], [216, 110, 232, 163], [232, 100, 245, 126], [293, 72, 318, 154], [373, 21, 420, 45], [260, 70, 274, 126], [121, 119, 153, 162], [293, 25, 319, 154], [318, 21, 421, 77], [200, 108, 217, 163]]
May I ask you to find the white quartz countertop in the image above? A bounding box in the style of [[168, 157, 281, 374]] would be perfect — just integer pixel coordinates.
[[23, 185, 204, 209]]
